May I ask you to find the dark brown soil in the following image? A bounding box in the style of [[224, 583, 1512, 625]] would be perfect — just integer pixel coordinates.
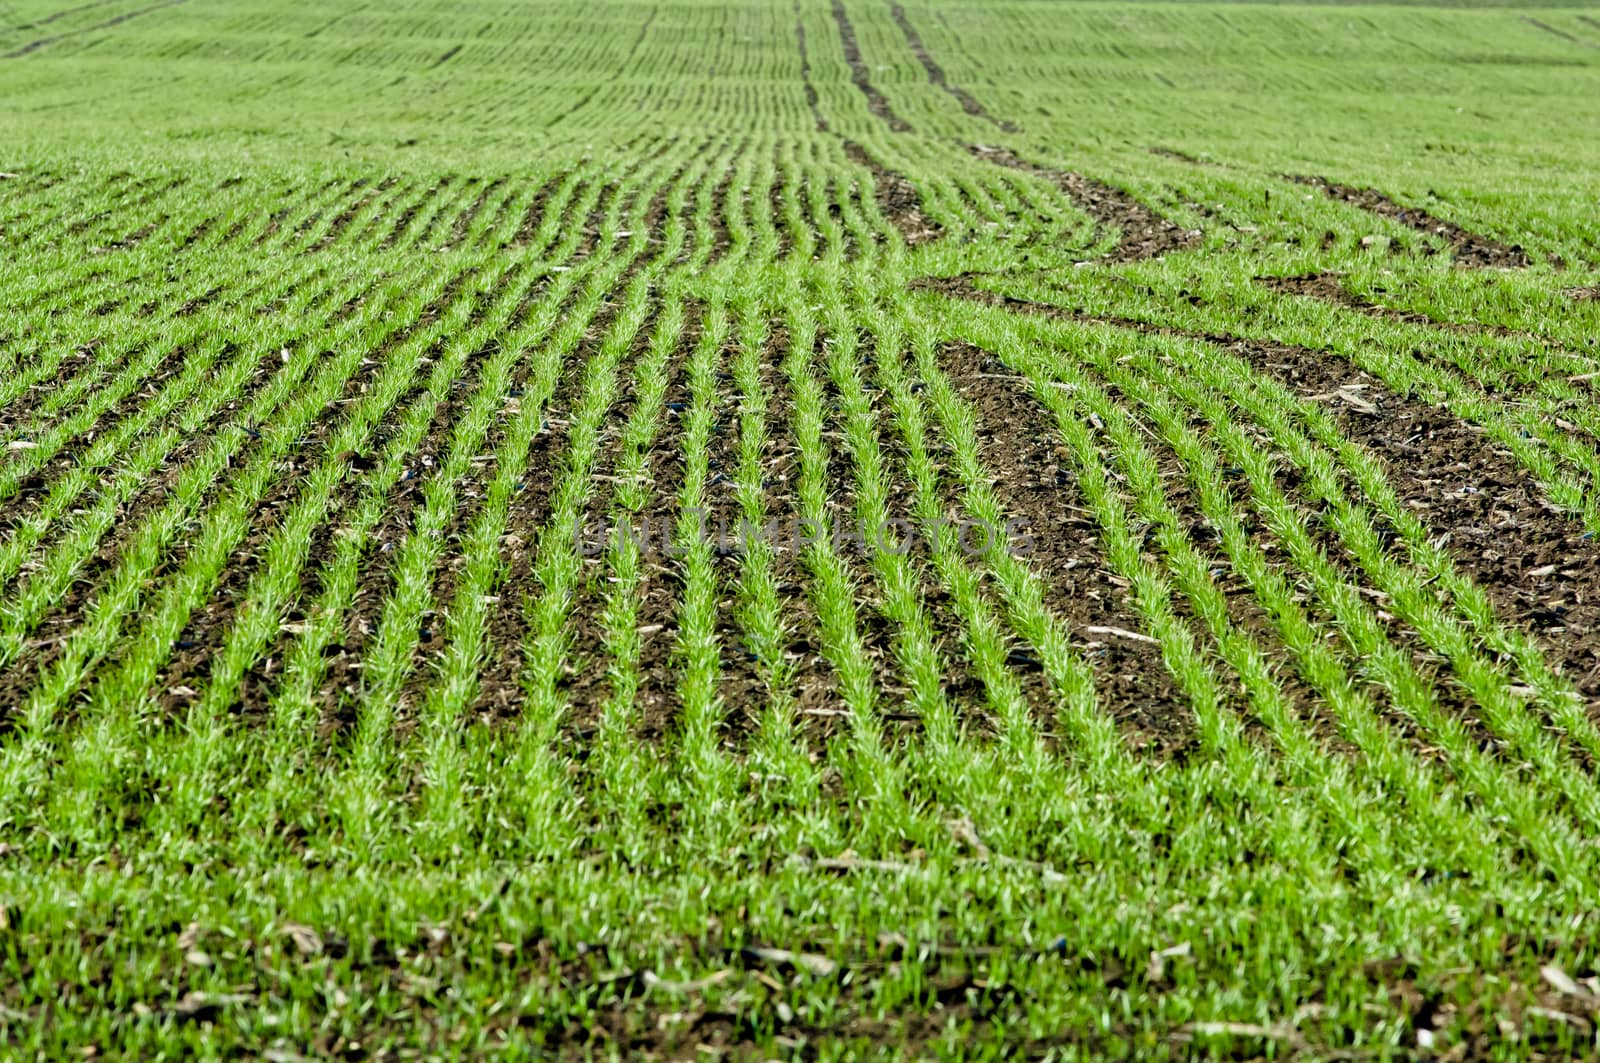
[[921, 277, 1600, 746], [1568, 285, 1600, 302], [312, 179, 380, 252], [859, 345, 1000, 742], [887, 2, 1018, 132], [380, 177, 452, 251], [12, 339, 196, 470], [1223, 337, 1600, 712], [622, 312, 701, 747], [701, 353, 772, 747], [1288, 176, 1532, 268], [0, 338, 112, 446], [707, 163, 737, 261], [768, 147, 794, 259], [830, 0, 912, 133], [841, 140, 941, 246], [936, 340, 1197, 759], [970, 145, 1199, 262]]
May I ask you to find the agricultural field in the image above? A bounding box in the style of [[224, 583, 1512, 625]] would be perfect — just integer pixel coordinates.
[[2, 0, 1600, 1056]]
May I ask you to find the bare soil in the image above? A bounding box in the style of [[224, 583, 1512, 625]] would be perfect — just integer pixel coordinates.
[[841, 139, 941, 247], [830, 0, 913, 133], [970, 145, 1199, 262], [937, 339, 1197, 759], [1288, 176, 1532, 268], [888, 2, 1018, 132]]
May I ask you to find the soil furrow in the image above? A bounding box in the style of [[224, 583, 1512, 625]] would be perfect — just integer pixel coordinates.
[[970, 145, 1198, 262], [830, 0, 913, 133], [937, 339, 1195, 759], [886, 2, 1018, 132], [842, 139, 940, 246], [524, 305, 656, 751], [626, 306, 703, 747], [1287, 175, 1531, 268]]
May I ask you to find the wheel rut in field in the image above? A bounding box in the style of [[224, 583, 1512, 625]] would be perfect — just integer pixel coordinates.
[[970, 145, 1198, 262], [1287, 176, 1532, 269], [936, 339, 1197, 759], [795, 3, 830, 134], [3, 0, 188, 59], [840, 139, 940, 246], [830, 0, 913, 134], [886, 2, 1017, 132], [1259, 272, 1596, 370], [1522, 16, 1597, 48], [922, 276, 1600, 723]]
